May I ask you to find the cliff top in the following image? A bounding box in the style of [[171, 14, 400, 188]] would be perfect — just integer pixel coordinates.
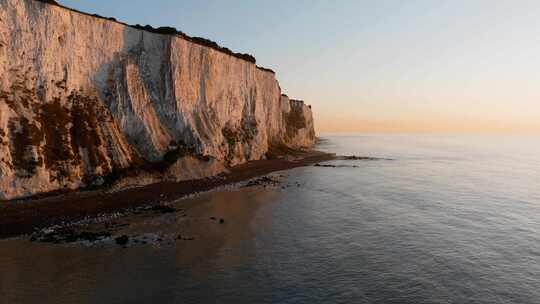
[[33, 0, 275, 74]]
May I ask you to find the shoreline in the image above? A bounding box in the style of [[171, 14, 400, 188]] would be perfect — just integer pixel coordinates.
[[0, 150, 335, 239]]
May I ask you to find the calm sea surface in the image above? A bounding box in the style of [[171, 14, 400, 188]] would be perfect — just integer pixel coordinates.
[[2, 134, 540, 303]]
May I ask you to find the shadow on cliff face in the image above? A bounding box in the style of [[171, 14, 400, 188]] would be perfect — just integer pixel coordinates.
[[285, 103, 307, 140], [89, 26, 214, 181], [220, 87, 260, 165], [95, 27, 184, 161], [103, 26, 263, 167]]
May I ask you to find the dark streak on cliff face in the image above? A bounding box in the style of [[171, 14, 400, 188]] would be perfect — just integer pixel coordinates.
[[220, 97, 260, 165], [285, 104, 307, 141], [0, 129, 7, 147], [40, 99, 75, 183], [2, 73, 44, 177], [69, 94, 108, 170], [8, 117, 42, 177], [1, 75, 115, 184]]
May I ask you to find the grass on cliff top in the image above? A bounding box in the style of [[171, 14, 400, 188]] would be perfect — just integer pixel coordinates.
[[32, 0, 274, 73]]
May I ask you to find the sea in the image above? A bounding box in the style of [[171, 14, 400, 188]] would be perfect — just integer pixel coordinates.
[[2, 134, 540, 304]]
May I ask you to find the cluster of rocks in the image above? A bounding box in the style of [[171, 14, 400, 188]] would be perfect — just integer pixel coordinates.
[[313, 155, 394, 169], [314, 163, 359, 168], [280, 181, 302, 189], [149, 205, 178, 214], [28, 203, 232, 248], [114, 233, 181, 247], [29, 203, 184, 246], [241, 174, 307, 190], [177, 235, 195, 241], [243, 176, 281, 188], [30, 228, 195, 248], [115, 235, 129, 245], [209, 217, 226, 224], [131, 204, 183, 215], [339, 155, 393, 161], [30, 229, 112, 244]]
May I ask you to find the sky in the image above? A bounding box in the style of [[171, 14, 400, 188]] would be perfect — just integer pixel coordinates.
[[60, 0, 540, 133]]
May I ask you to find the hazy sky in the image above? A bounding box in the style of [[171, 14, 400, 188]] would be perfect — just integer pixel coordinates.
[[61, 0, 540, 133]]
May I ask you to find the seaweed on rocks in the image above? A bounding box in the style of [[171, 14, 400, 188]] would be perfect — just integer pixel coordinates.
[[31, 229, 111, 244], [339, 155, 394, 161], [177, 235, 195, 241], [243, 176, 280, 187], [150, 205, 178, 214], [314, 163, 359, 168], [313, 155, 393, 168], [115, 235, 129, 245]]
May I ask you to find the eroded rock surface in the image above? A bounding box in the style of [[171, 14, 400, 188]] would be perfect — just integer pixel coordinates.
[[0, 0, 316, 200]]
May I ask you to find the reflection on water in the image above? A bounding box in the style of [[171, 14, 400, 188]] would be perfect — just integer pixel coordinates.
[[2, 134, 540, 303]]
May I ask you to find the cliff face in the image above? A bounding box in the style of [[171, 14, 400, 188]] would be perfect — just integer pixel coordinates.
[[0, 0, 316, 200]]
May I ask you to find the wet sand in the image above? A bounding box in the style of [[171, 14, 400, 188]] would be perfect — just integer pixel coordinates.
[[0, 185, 285, 304], [0, 150, 334, 239]]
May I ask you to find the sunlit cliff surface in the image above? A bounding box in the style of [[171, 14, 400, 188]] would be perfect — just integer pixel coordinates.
[[0, 0, 316, 199]]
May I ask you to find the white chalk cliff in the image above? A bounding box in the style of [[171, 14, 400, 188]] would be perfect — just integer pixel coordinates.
[[0, 0, 316, 200]]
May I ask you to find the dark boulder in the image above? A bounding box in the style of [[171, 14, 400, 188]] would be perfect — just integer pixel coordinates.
[[32, 229, 111, 244], [150, 205, 177, 214], [115, 235, 129, 245]]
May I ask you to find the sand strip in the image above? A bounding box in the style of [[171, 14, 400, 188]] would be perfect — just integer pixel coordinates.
[[0, 151, 334, 238]]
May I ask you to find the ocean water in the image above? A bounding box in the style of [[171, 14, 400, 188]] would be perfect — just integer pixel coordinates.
[[2, 134, 540, 304]]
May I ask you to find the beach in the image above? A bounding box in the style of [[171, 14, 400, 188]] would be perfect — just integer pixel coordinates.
[[2, 135, 540, 303], [0, 150, 334, 239]]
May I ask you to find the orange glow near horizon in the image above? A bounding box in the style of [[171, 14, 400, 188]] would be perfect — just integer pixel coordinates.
[[315, 114, 540, 134], [59, 1, 540, 134]]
